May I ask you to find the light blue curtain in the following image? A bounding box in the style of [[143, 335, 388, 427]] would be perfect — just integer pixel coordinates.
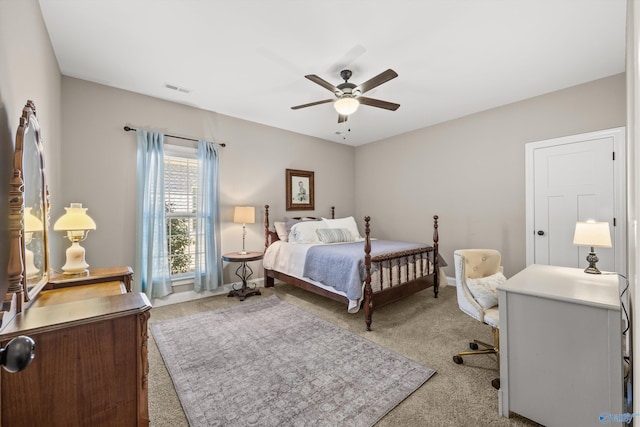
[[135, 130, 172, 298], [194, 140, 223, 291]]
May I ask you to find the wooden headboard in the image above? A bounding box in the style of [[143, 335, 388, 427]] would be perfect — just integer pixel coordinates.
[[264, 204, 335, 248]]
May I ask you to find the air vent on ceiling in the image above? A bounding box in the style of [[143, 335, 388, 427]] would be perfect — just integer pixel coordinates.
[[164, 83, 191, 94]]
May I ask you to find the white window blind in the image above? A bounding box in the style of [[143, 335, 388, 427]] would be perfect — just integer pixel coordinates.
[[164, 149, 199, 278]]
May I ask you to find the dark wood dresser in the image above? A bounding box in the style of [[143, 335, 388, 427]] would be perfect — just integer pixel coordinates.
[[0, 267, 151, 426]]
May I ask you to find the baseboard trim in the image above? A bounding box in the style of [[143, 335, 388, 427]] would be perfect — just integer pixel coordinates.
[[152, 278, 265, 307], [152, 276, 452, 307]]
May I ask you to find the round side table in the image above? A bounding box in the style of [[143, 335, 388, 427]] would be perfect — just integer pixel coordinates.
[[222, 251, 263, 301]]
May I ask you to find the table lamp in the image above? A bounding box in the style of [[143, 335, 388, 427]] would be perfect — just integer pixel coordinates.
[[233, 206, 255, 255], [53, 203, 97, 274], [23, 207, 43, 278], [573, 221, 612, 274]]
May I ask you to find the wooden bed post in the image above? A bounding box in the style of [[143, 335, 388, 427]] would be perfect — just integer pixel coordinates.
[[433, 215, 439, 298], [331, 206, 335, 219], [363, 216, 373, 331], [263, 205, 275, 288]]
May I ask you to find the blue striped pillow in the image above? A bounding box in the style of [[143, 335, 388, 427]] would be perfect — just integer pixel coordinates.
[[315, 228, 355, 243]]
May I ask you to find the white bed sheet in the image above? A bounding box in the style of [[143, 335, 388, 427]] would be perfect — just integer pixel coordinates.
[[263, 240, 363, 312]]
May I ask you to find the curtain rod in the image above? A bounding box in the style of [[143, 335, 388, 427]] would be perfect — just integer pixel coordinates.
[[123, 126, 226, 147]]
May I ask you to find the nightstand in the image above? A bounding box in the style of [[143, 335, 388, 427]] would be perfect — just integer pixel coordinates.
[[222, 251, 263, 301]]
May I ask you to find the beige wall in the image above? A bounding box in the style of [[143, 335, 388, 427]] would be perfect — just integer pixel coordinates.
[[59, 77, 356, 284], [355, 73, 626, 277], [0, 0, 61, 293]]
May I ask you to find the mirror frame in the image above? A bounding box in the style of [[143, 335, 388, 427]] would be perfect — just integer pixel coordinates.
[[7, 100, 50, 315]]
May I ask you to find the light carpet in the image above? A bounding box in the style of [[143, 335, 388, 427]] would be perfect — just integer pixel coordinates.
[[150, 295, 436, 427]]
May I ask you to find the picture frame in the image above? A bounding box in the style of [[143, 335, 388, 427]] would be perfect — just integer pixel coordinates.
[[286, 169, 314, 211]]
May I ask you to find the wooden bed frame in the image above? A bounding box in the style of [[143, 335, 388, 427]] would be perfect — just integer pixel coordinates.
[[263, 205, 440, 330]]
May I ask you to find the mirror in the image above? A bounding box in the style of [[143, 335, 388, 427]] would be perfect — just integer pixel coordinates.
[[11, 100, 49, 307]]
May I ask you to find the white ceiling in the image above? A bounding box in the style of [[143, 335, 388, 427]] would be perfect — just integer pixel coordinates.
[[38, 0, 627, 146]]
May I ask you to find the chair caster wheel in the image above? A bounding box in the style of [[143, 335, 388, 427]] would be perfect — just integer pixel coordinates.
[[492, 378, 500, 389], [469, 342, 479, 350], [453, 355, 463, 364]]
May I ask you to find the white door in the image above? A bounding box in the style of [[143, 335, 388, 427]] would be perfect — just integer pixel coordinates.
[[525, 127, 626, 274]]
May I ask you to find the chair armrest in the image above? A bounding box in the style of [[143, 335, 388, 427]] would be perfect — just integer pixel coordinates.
[[454, 254, 485, 322]]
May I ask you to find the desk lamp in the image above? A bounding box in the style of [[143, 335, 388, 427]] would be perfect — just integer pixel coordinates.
[[573, 221, 612, 274], [233, 206, 255, 255], [54, 203, 96, 274]]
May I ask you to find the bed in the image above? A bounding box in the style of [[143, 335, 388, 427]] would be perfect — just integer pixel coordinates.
[[263, 205, 440, 330]]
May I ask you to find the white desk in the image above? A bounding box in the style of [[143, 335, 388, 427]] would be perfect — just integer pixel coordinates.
[[497, 264, 624, 427]]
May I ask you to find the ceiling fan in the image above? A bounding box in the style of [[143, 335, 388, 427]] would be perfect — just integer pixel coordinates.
[[291, 69, 400, 123]]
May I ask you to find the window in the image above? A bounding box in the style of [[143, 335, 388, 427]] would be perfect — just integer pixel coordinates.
[[164, 146, 199, 279], [137, 131, 221, 298]]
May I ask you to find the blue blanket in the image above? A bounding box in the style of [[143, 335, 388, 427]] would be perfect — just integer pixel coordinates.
[[303, 240, 429, 300]]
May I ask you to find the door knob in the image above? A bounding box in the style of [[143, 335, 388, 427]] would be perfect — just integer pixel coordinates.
[[537, 230, 545, 236]]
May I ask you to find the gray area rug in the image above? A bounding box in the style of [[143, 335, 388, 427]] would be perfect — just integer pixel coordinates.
[[150, 295, 436, 426]]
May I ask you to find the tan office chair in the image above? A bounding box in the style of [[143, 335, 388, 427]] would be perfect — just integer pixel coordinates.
[[452, 249, 502, 388]]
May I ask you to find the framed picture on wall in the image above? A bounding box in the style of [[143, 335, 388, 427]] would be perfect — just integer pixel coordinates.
[[286, 169, 314, 211]]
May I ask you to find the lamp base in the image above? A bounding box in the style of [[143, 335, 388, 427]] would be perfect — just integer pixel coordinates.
[[239, 224, 247, 255], [61, 241, 90, 275], [584, 250, 601, 274], [583, 266, 602, 274], [62, 270, 90, 276]]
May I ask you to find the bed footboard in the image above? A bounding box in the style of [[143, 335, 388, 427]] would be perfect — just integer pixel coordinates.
[[363, 215, 439, 331]]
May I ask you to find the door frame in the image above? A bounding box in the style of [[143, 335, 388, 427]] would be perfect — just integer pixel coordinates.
[[525, 127, 627, 274]]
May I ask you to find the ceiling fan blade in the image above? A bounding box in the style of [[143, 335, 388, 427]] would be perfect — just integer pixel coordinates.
[[305, 74, 340, 94], [357, 69, 398, 94], [291, 99, 334, 110], [338, 114, 348, 123], [358, 96, 400, 111]]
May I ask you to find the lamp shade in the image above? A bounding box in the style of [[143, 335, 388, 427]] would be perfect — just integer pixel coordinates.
[[233, 206, 255, 224], [53, 203, 97, 232], [573, 221, 612, 248], [23, 207, 43, 233], [334, 97, 359, 115]]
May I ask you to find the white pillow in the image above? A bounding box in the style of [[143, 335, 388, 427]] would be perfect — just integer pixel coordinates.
[[274, 221, 288, 241], [284, 217, 320, 235], [322, 216, 361, 239], [289, 220, 327, 243], [465, 272, 506, 310]]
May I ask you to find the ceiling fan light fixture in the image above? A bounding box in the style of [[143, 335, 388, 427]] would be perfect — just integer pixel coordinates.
[[334, 96, 359, 115]]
